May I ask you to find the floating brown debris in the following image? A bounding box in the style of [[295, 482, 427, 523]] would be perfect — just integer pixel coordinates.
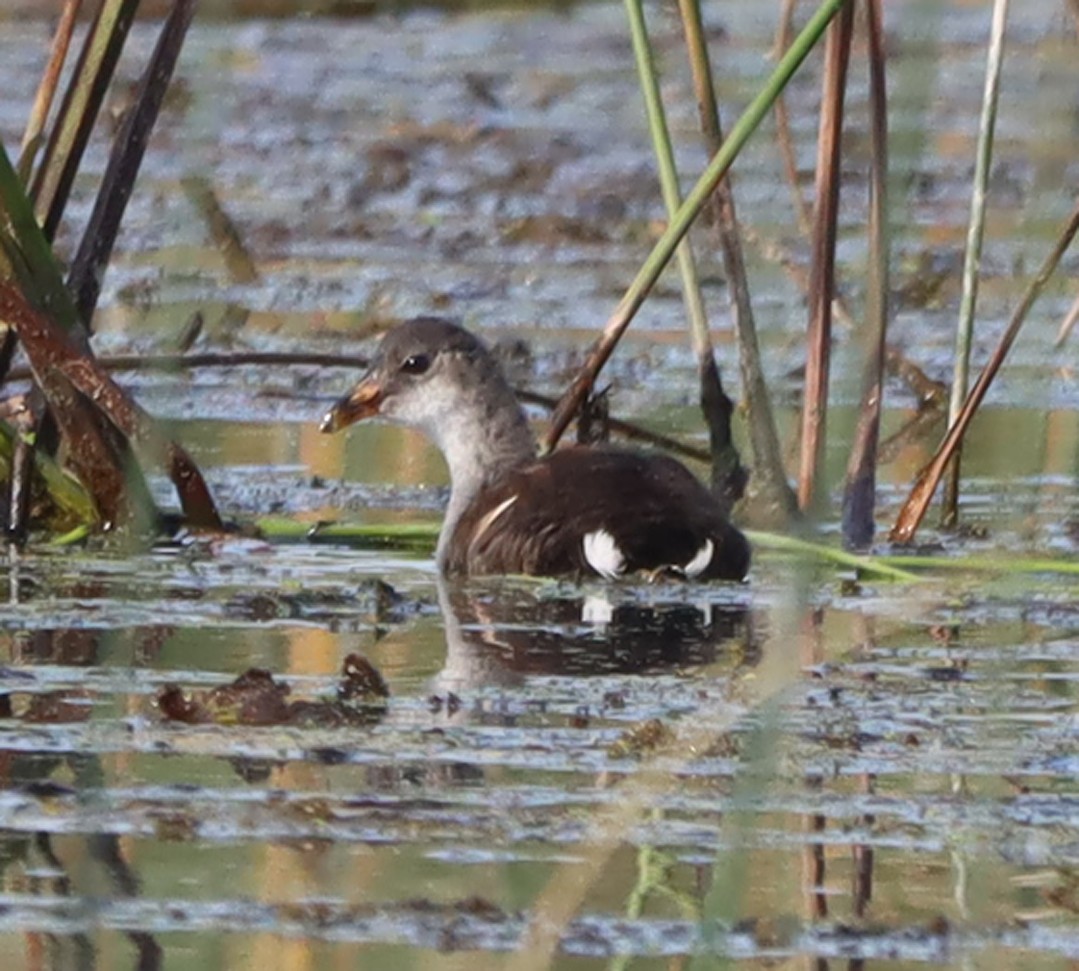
[[336, 653, 389, 703], [607, 717, 675, 759], [157, 653, 388, 727]]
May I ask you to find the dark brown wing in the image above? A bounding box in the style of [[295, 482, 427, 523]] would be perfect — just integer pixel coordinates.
[[446, 447, 750, 580]]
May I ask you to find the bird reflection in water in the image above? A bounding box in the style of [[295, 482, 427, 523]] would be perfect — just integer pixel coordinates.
[[432, 575, 757, 695]]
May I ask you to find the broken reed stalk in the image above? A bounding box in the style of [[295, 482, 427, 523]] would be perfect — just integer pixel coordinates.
[[68, 0, 200, 326], [840, 0, 890, 550], [16, 0, 84, 182], [797, 0, 854, 512], [30, 0, 142, 243], [542, 0, 854, 454], [676, 0, 795, 519], [890, 197, 1079, 544], [623, 0, 745, 514], [941, 0, 1011, 528]]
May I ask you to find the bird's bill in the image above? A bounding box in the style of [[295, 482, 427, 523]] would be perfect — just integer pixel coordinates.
[[320, 376, 384, 432]]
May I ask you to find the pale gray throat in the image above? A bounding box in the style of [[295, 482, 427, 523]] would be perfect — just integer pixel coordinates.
[[426, 365, 536, 568]]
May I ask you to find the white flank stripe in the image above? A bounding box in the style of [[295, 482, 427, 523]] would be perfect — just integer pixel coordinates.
[[582, 529, 625, 580], [472, 495, 518, 544], [682, 539, 714, 578]]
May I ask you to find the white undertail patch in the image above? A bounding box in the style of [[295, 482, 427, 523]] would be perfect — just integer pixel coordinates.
[[582, 529, 626, 580], [682, 539, 714, 579]]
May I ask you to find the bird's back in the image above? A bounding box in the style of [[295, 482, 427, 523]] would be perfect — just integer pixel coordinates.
[[446, 446, 750, 580]]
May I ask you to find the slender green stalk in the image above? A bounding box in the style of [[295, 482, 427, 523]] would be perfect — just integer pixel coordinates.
[[877, 553, 1079, 577], [0, 421, 95, 530], [257, 517, 440, 549], [744, 530, 918, 580], [544, 0, 854, 452], [624, 0, 710, 358], [266, 516, 920, 581], [263, 520, 1079, 577], [942, 0, 1010, 527]]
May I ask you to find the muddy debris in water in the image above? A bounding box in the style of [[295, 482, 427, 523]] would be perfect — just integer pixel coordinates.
[[158, 668, 289, 725], [157, 652, 388, 727], [336, 652, 389, 701], [151, 811, 200, 843], [608, 717, 675, 758], [427, 692, 462, 716], [0, 687, 93, 724], [223, 578, 410, 626], [699, 731, 741, 759]]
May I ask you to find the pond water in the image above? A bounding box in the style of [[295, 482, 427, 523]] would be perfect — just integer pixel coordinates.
[[0, 1, 1077, 968]]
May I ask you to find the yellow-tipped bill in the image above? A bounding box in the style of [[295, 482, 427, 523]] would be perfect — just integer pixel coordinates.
[[319, 376, 383, 433]]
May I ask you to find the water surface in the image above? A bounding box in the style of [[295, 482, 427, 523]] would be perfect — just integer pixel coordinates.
[[0, 1, 1077, 968]]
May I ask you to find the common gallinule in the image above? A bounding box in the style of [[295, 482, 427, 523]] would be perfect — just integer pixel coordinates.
[[320, 319, 750, 580]]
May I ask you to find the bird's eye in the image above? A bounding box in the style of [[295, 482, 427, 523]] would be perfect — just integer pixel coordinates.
[[399, 353, 430, 375]]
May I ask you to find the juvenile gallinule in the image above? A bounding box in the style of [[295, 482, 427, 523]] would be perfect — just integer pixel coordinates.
[[320, 319, 750, 580]]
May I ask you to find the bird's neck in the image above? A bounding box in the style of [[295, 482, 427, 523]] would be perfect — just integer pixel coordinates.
[[429, 378, 536, 568]]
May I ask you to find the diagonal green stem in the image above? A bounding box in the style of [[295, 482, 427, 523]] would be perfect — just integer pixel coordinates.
[[545, 0, 853, 451]]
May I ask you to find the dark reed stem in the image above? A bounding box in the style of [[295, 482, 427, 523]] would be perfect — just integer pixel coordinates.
[[30, 0, 141, 243], [841, 0, 890, 549], [69, 0, 200, 328], [624, 0, 745, 513], [677, 0, 795, 519], [797, 0, 854, 512], [4, 350, 714, 466]]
